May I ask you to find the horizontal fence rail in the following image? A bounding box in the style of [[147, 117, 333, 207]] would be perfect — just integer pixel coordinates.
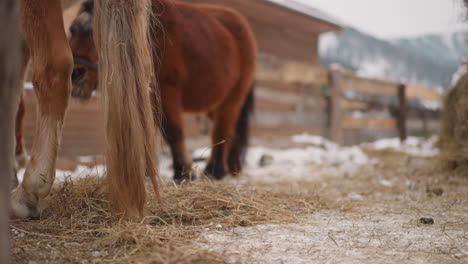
[[21, 61, 442, 157]]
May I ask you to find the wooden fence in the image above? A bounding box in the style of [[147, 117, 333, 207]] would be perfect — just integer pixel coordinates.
[[253, 53, 441, 144], [21, 55, 442, 157]]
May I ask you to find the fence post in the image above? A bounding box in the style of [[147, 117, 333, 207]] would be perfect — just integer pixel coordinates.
[[397, 84, 407, 142], [328, 70, 343, 144], [420, 110, 428, 136]]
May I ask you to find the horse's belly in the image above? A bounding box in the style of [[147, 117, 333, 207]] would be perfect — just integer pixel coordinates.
[[180, 55, 240, 112], [181, 79, 234, 112]]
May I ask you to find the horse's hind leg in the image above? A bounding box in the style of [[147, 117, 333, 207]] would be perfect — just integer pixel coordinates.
[[11, 41, 30, 191], [11, 0, 72, 219], [15, 96, 27, 172], [15, 44, 31, 173]]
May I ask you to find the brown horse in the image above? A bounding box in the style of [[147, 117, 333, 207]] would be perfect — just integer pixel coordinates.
[[8, 0, 160, 222], [69, 0, 257, 181]]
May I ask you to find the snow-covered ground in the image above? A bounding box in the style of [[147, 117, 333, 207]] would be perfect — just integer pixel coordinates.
[[16, 134, 440, 185], [362, 135, 439, 157], [16, 164, 106, 185], [185, 134, 438, 183]]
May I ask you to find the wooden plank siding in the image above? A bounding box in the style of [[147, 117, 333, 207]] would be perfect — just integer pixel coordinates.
[[406, 84, 442, 102], [339, 72, 398, 97], [341, 118, 398, 130], [183, 0, 340, 64]]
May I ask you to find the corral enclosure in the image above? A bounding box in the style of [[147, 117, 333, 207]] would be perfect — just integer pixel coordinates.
[[22, 0, 442, 157]]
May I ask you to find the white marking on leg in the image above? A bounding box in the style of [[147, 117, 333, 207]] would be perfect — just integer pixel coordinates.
[[11, 116, 63, 218]]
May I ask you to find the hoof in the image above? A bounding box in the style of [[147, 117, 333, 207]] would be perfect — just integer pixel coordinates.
[[204, 162, 226, 180], [173, 169, 196, 185], [10, 186, 40, 220]]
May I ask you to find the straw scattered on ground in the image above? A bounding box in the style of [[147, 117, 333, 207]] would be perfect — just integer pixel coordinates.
[[10, 139, 468, 263], [11, 176, 323, 263]]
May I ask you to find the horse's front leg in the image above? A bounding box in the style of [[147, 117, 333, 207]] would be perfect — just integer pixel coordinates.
[[160, 95, 193, 183], [205, 104, 241, 180], [11, 0, 72, 219]]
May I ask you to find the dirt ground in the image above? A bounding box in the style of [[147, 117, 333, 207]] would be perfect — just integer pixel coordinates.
[[10, 136, 468, 263], [199, 149, 467, 263]]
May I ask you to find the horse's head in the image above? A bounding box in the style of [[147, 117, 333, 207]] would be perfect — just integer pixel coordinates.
[[69, 0, 98, 99]]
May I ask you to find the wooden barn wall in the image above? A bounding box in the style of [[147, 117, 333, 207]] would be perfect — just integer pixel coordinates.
[[182, 0, 337, 64]]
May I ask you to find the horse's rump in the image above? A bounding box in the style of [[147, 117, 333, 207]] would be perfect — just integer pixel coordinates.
[[155, 1, 256, 112]]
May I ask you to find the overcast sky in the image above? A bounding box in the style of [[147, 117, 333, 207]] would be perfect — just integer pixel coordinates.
[[295, 0, 466, 39]]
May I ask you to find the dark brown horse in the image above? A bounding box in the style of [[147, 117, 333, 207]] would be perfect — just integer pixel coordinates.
[[69, 0, 257, 181]]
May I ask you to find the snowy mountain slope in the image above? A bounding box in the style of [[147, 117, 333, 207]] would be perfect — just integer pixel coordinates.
[[394, 32, 468, 66], [319, 27, 465, 91]]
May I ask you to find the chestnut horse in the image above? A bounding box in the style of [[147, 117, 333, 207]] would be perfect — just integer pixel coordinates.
[[69, 0, 257, 181], [6, 0, 160, 225]]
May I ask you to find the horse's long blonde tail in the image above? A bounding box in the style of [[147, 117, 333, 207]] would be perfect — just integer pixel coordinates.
[[94, 0, 159, 219]]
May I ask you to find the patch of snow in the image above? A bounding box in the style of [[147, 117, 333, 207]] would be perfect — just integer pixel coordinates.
[[419, 100, 442, 111], [378, 179, 393, 187], [16, 165, 106, 185], [291, 133, 338, 149], [23, 82, 33, 90], [244, 144, 371, 182], [319, 32, 339, 56], [356, 57, 392, 80], [178, 134, 439, 183], [191, 147, 212, 160], [11, 228, 24, 238], [187, 134, 375, 183], [362, 135, 439, 157], [347, 192, 364, 201]]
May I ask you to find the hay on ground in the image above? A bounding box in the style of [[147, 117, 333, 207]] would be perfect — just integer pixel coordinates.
[[11, 177, 321, 263]]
